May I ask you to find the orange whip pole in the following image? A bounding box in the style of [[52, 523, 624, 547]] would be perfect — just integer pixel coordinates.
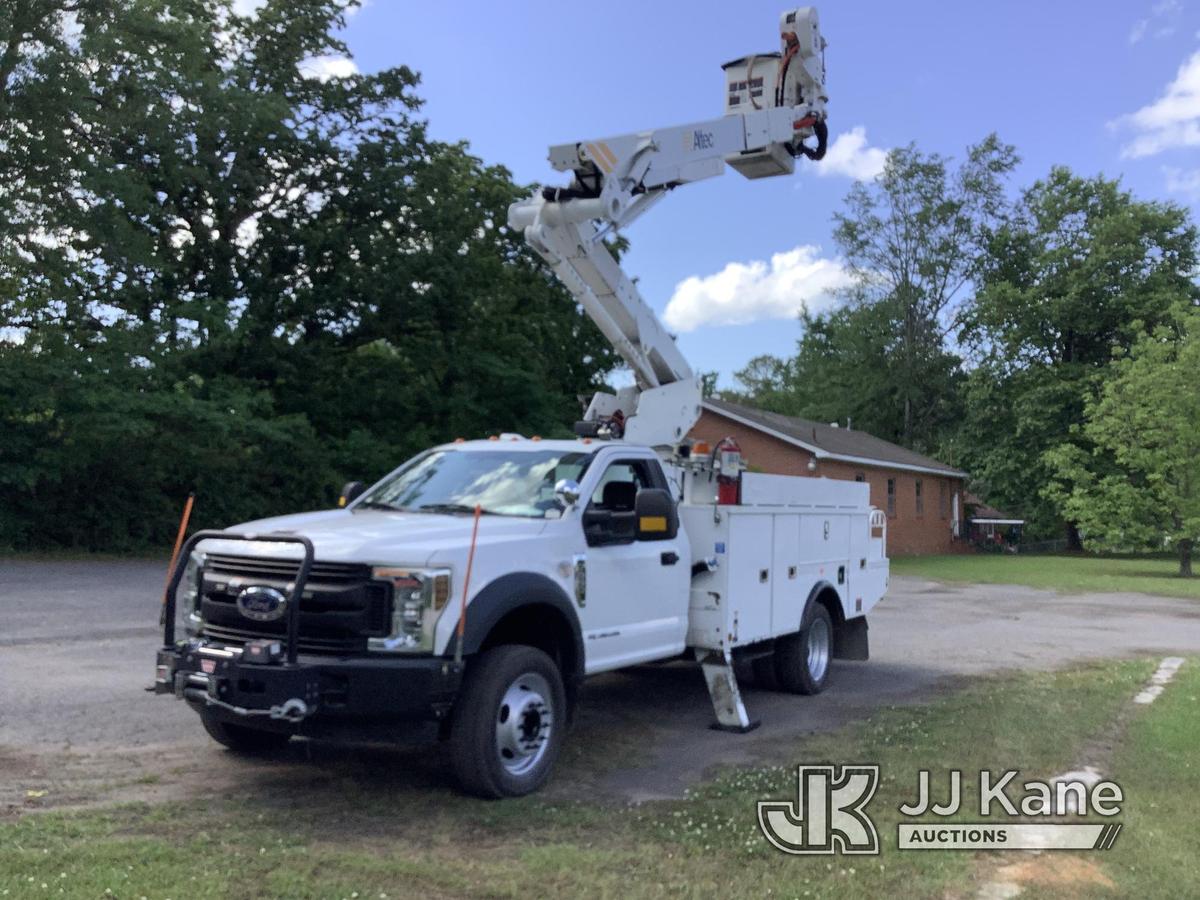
[[158, 492, 195, 625], [454, 504, 482, 666]]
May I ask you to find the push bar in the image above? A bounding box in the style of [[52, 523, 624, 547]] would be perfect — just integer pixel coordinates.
[[161, 530, 316, 666]]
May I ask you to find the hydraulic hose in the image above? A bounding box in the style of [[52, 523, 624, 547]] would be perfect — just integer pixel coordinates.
[[796, 118, 828, 161]]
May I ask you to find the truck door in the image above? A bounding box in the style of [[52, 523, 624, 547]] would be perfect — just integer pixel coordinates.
[[578, 457, 689, 673]]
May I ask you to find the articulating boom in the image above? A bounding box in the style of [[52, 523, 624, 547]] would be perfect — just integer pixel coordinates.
[[508, 7, 829, 448]]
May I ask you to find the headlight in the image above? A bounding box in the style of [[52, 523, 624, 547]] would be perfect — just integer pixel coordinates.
[[368, 567, 451, 653], [180, 550, 206, 636]]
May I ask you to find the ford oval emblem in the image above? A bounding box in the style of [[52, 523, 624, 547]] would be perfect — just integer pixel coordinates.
[[236, 585, 288, 622]]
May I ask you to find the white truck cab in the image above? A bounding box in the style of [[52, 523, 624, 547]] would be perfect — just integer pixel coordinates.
[[153, 8, 890, 797]]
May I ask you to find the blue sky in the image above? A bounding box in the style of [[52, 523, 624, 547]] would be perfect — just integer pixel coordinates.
[[316, 0, 1200, 385]]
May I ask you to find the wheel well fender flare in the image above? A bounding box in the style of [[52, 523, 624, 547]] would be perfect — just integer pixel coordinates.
[[802, 580, 868, 661], [445, 571, 585, 686], [802, 580, 846, 630]]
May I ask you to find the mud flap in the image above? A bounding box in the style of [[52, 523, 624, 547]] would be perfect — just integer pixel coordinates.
[[833, 615, 869, 661], [695, 648, 759, 733]]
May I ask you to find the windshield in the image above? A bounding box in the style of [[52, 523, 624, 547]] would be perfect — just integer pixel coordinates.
[[355, 448, 593, 518]]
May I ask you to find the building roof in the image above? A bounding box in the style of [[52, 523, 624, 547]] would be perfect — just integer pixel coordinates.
[[964, 493, 1024, 524], [702, 398, 968, 478]]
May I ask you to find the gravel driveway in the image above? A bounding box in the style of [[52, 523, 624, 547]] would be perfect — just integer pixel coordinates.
[[2, 558, 1198, 809]]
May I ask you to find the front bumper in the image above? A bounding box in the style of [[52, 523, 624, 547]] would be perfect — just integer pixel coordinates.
[[155, 641, 463, 731]]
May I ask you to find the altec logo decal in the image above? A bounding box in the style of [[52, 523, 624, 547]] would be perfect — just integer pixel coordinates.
[[689, 129, 715, 151], [758, 765, 880, 855], [757, 766, 1125, 855]]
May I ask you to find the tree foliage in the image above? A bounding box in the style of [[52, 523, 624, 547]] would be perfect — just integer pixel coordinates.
[[0, 0, 616, 549], [729, 136, 1015, 455], [1045, 309, 1200, 575], [959, 168, 1199, 542]]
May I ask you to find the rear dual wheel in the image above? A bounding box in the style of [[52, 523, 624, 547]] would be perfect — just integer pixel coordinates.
[[762, 603, 833, 695]]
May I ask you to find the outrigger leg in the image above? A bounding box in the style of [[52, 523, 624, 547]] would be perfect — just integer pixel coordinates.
[[695, 648, 759, 733]]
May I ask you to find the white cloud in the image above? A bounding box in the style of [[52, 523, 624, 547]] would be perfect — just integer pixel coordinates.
[[233, 0, 364, 18], [663, 245, 852, 332], [231, 0, 267, 16], [813, 126, 889, 181], [1164, 165, 1200, 199], [300, 54, 359, 81], [1113, 50, 1200, 157], [1130, 0, 1181, 43]]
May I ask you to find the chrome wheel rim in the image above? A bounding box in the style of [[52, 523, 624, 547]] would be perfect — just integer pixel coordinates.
[[806, 616, 831, 683], [495, 671, 553, 777]]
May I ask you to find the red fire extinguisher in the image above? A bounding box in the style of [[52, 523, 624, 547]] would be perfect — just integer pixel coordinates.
[[714, 437, 743, 505]]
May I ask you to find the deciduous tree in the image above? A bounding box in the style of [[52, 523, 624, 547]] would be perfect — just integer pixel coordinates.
[[0, 0, 617, 549], [960, 168, 1198, 544], [1045, 309, 1200, 575]]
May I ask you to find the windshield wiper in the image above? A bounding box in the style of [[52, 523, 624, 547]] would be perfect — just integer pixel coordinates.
[[416, 503, 498, 516], [356, 500, 404, 511]]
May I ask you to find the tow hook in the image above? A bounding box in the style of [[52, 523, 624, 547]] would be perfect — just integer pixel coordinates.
[[272, 698, 309, 722], [199, 693, 313, 722]]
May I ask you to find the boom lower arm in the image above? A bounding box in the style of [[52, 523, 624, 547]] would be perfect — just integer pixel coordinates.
[[507, 7, 829, 448]]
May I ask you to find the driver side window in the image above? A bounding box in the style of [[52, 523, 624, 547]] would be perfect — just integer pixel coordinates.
[[590, 463, 648, 508], [583, 460, 651, 546]]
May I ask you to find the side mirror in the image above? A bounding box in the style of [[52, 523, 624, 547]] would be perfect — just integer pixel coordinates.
[[635, 488, 679, 541], [339, 481, 367, 508], [554, 478, 582, 509]]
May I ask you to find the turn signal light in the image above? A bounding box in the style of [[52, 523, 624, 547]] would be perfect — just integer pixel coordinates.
[[432, 573, 450, 609]]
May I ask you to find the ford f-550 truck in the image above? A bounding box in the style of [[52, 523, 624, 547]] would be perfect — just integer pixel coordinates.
[[153, 7, 890, 797]]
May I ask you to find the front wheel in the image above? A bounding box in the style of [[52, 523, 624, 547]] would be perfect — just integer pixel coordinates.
[[449, 645, 566, 798], [775, 603, 833, 695]]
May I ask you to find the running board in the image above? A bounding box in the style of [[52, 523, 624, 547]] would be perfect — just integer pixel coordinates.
[[695, 649, 759, 733]]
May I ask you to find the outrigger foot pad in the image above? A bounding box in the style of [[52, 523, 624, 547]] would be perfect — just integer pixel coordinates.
[[710, 720, 761, 734]]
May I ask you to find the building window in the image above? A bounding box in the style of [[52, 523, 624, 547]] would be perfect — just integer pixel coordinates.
[[915, 479, 924, 516], [854, 472, 865, 483], [940, 480, 948, 519], [887, 478, 896, 517]]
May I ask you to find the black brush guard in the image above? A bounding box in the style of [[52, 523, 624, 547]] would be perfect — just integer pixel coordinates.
[[161, 530, 313, 664], [155, 531, 318, 722], [154, 530, 462, 728]]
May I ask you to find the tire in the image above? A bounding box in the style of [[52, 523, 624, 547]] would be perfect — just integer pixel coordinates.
[[752, 653, 780, 690], [449, 645, 566, 798], [200, 710, 292, 754], [775, 603, 833, 695]]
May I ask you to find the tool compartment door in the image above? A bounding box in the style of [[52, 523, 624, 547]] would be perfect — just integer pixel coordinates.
[[770, 513, 802, 635], [728, 512, 774, 645]]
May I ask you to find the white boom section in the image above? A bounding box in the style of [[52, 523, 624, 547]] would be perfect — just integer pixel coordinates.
[[508, 7, 828, 448]]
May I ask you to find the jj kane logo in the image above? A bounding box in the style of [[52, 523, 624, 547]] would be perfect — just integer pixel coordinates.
[[757, 766, 1125, 855], [757, 765, 881, 855]]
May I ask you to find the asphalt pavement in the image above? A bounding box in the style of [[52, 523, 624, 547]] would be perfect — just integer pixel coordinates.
[[2, 557, 1198, 808]]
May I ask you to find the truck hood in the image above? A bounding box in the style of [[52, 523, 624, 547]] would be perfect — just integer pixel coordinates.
[[197, 508, 548, 567]]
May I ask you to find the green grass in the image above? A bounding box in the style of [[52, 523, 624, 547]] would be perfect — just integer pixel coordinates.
[[1092, 659, 1200, 898], [891, 553, 1200, 599], [0, 660, 1164, 899]]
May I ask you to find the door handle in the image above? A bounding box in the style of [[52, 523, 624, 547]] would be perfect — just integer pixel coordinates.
[[660, 551, 679, 566]]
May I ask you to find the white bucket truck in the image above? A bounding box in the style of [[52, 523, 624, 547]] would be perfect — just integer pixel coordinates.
[[154, 7, 890, 797]]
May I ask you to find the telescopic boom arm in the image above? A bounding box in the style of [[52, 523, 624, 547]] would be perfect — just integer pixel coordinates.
[[508, 7, 829, 448]]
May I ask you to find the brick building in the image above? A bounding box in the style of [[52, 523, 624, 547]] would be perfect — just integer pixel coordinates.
[[691, 398, 969, 556]]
